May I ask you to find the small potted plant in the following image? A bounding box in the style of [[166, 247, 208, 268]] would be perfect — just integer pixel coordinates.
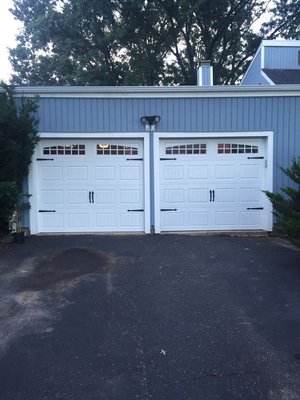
[[10, 194, 31, 244]]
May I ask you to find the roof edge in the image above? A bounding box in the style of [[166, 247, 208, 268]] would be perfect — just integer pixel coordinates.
[[9, 84, 300, 98], [261, 39, 300, 47]]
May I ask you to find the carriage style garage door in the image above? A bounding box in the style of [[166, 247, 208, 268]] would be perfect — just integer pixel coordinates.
[[159, 138, 267, 231], [36, 139, 144, 233]]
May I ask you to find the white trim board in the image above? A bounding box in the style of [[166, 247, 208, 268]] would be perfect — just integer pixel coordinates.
[[11, 85, 300, 99]]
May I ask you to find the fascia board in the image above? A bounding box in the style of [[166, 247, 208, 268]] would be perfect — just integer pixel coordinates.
[[11, 85, 300, 98], [261, 39, 300, 47]]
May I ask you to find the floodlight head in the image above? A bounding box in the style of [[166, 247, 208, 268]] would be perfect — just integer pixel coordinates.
[[140, 115, 161, 125]]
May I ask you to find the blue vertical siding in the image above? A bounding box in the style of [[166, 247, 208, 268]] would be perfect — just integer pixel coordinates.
[[265, 47, 300, 69], [36, 95, 300, 194], [242, 49, 269, 85]]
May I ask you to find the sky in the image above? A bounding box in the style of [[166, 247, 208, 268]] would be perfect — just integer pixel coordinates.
[[0, 0, 22, 82]]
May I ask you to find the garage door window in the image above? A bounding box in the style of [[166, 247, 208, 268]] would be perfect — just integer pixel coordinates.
[[97, 144, 138, 155], [43, 144, 85, 155], [217, 143, 258, 154], [165, 144, 206, 155]]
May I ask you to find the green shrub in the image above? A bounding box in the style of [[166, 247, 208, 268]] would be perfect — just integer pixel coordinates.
[[0, 84, 39, 234], [265, 158, 300, 246]]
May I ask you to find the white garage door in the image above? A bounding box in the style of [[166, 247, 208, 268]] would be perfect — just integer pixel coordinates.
[[159, 138, 267, 231], [37, 139, 144, 233]]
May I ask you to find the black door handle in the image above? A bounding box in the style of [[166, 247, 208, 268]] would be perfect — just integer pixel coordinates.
[[91, 191, 94, 203], [89, 191, 91, 203], [212, 190, 215, 202], [209, 190, 212, 202]]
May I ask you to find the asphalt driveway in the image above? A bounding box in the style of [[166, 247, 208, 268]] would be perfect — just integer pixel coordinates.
[[0, 234, 299, 400]]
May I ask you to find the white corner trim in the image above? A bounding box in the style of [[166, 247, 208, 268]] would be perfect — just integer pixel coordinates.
[[28, 148, 39, 234], [143, 136, 151, 234], [261, 45, 265, 69], [210, 66, 213, 86], [261, 70, 275, 85], [264, 131, 274, 231], [197, 67, 203, 86], [153, 134, 161, 234]]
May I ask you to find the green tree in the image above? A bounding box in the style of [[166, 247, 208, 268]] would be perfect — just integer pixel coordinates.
[[265, 158, 300, 246], [10, 0, 267, 86], [263, 0, 300, 39], [0, 84, 39, 234]]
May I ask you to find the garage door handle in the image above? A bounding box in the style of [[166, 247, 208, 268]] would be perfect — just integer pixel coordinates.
[[89, 191, 92, 203], [91, 191, 94, 203], [212, 190, 215, 202], [209, 190, 212, 202], [161, 209, 177, 212]]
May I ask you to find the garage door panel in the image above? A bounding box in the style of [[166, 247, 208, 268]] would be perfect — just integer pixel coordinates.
[[68, 213, 89, 228], [215, 211, 236, 226], [40, 213, 64, 229], [42, 166, 63, 181], [163, 165, 184, 180], [161, 212, 185, 228], [187, 211, 209, 226], [240, 164, 261, 179], [187, 188, 208, 202], [215, 188, 236, 203], [163, 188, 185, 203], [215, 165, 236, 179], [188, 165, 209, 179], [120, 189, 142, 204], [240, 211, 261, 226], [66, 166, 88, 180], [120, 166, 142, 180], [239, 188, 261, 203], [95, 212, 117, 229], [94, 190, 116, 204], [120, 212, 144, 229], [68, 190, 88, 204], [42, 191, 64, 204], [95, 166, 116, 180]]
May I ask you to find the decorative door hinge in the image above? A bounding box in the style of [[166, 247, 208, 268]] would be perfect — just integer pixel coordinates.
[[39, 210, 56, 213], [36, 158, 54, 161], [247, 207, 264, 210], [160, 158, 177, 161]]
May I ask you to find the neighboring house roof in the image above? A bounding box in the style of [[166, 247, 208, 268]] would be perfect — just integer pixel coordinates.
[[241, 40, 300, 86], [262, 69, 300, 84]]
